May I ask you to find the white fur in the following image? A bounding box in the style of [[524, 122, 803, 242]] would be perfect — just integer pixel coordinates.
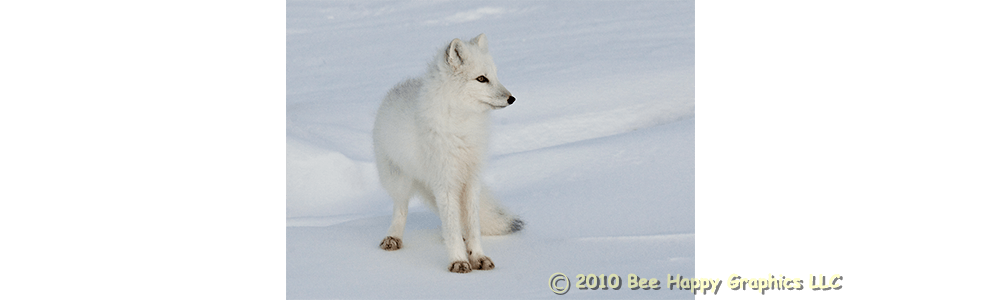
[[372, 34, 522, 273]]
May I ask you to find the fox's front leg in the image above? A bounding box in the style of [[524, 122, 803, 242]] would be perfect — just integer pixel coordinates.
[[435, 185, 471, 273], [462, 180, 494, 270]]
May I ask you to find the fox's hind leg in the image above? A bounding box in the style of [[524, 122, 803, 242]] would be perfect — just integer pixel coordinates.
[[378, 159, 412, 251], [380, 194, 409, 250]]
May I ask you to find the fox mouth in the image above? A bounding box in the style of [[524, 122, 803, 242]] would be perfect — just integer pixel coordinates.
[[485, 102, 507, 109]]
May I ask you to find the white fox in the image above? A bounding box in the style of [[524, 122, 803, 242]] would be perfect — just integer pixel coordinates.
[[372, 33, 523, 273]]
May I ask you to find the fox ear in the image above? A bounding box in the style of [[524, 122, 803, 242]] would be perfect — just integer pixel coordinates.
[[446, 38, 466, 70], [470, 33, 488, 50]]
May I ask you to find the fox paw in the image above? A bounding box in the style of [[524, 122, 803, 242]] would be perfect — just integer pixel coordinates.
[[379, 236, 402, 251], [448, 261, 472, 273], [470, 255, 495, 270]]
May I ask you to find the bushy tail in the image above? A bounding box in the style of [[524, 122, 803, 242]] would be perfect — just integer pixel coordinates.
[[479, 188, 524, 235]]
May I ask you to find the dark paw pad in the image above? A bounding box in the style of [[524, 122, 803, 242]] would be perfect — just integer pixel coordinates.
[[471, 256, 495, 270], [448, 261, 472, 273], [379, 236, 402, 251]]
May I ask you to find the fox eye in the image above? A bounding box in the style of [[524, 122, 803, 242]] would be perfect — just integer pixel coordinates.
[[475, 75, 488, 83]]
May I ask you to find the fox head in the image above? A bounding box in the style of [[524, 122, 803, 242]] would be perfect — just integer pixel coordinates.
[[441, 33, 516, 111]]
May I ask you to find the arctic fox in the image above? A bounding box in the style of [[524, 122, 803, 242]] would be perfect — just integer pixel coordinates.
[[372, 33, 523, 273]]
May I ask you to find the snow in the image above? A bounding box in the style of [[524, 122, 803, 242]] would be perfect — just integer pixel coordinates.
[[287, 1, 694, 298]]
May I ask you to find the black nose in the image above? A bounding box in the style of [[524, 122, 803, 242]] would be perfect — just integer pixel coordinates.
[[507, 96, 515, 105]]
